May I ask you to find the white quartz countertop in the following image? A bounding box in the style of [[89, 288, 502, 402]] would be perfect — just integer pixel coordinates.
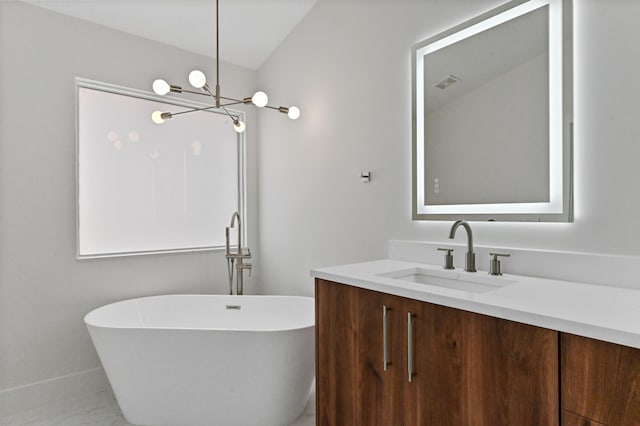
[[311, 259, 640, 349]]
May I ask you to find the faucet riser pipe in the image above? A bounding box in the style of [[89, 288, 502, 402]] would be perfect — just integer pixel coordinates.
[[465, 252, 476, 273]]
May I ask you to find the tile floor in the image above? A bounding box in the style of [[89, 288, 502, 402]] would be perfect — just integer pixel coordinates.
[[1, 387, 315, 426]]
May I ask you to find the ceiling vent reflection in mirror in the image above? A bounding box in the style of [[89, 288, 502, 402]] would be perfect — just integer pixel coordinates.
[[434, 75, 462, 90]]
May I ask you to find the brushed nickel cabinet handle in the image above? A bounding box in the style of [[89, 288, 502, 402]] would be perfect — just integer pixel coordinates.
[[383, 305, 390, 371], [407, 312, 415, 383]]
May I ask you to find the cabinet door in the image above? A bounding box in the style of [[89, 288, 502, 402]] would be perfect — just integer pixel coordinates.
[[316, 279, 358, 425], [316, 280, 405, 426], [404, 300, 559, 426], [403, 299, 466, 425], [354, 287, 405, 426], [562, 333, 640, 425], [466, 313, 559, 425]]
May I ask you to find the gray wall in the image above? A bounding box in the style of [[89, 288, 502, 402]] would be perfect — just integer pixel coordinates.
[[257, 0, 640, 296], [0, 2, 260, 392]]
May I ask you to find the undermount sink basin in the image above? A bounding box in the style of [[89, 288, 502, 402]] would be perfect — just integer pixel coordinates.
[[377, 267, 515, 293]]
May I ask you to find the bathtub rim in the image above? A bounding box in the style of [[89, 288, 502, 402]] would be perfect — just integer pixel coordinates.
[[84, 294, 315, 333]]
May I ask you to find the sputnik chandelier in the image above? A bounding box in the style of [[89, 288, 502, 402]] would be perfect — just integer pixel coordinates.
[[150, 0, 300, 133]]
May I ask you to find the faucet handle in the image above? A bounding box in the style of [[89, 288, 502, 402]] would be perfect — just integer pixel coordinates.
[[437, 248, 455, 270], [489, 253, 510, 276]]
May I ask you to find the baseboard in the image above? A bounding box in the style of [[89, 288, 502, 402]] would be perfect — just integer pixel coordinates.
[[0, 367, 111, 417]]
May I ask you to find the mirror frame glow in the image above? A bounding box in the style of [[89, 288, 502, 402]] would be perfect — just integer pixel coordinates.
[[412, 0, 573, 222]]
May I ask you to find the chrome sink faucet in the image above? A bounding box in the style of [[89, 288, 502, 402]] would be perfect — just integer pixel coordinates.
[[225, 212, 252, 295], [448, 220, 476, 272]]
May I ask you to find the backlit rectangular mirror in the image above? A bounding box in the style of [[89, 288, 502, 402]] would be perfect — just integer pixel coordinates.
[[412, 0, 573, 222]]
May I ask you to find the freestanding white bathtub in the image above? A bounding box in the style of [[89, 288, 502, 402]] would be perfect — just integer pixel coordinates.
[[84, 295, 315, 426]]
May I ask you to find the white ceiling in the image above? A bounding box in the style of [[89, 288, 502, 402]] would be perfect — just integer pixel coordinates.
[[20, 0, 318, 70]]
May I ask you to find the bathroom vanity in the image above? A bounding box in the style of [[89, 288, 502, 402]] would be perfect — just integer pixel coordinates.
[[312, 260, 640, 425]]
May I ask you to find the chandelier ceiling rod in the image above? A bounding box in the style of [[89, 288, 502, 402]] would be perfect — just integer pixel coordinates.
[[215, 0, 220, 109], [150, 0, 301, 133]]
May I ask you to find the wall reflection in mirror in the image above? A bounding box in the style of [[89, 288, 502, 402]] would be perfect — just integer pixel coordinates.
[[412, 0, 573, 222]]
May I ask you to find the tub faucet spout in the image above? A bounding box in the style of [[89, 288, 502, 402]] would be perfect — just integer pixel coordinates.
[[228, 212, 241, 254], [448, 220, 476, 272]]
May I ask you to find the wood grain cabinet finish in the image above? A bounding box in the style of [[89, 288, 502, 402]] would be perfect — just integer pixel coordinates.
[[561, 333, 640, 425], [353, 284, 404, 425], [316, 279, 559, 426], [316, 279, 404, 426], [315, 279, 358, 425], [562, 411, 607, 426], [404, 299, 558, 426]]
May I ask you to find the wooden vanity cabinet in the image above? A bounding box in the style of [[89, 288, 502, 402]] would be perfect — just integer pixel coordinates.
[[561, 333, 640, 425], [316, 278, 559, 426]]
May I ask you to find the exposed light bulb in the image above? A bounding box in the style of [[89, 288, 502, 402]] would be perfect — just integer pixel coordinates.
[[251, 91, 268, 108], [233, 120, 246, 133], [151, 110, 165, 124], [287, 106, 301, 120], [188, 70, 207, 89], [152, 79, 170, 95]]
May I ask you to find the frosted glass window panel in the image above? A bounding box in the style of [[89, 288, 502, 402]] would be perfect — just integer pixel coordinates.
[[77, 83, 243, 258]]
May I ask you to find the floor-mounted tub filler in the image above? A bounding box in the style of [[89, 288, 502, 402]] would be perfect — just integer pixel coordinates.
[[85, 295, 315, 426]]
